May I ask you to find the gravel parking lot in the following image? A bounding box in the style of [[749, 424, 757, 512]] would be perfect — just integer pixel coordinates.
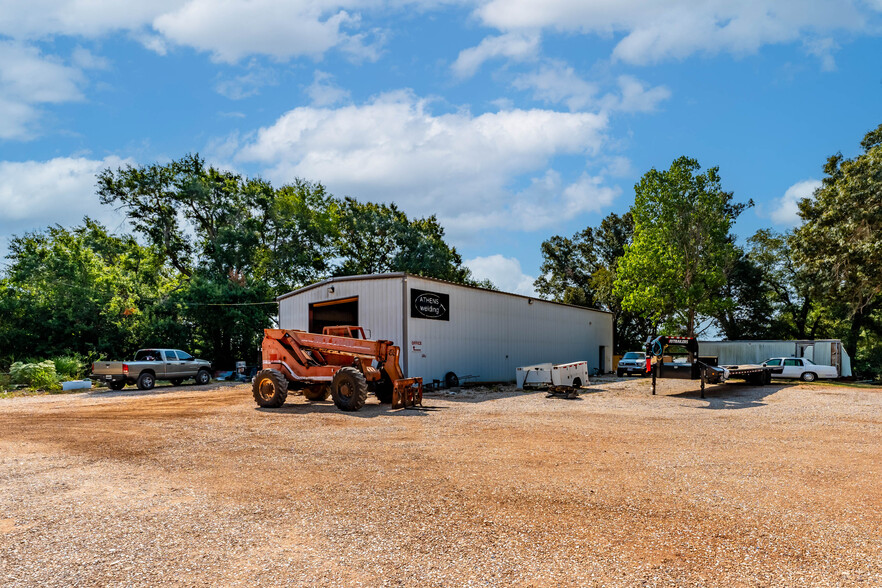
[[1, 377, 880, 586]]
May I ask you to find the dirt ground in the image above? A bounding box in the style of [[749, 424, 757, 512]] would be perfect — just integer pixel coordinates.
[[1, 376, 880, 587]]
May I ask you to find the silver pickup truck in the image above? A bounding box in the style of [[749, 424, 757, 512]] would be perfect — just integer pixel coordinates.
[[90, 349, 213, 390]]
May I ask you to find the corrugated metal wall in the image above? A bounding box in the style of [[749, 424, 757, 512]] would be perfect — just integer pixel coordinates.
[[405, 276, 613, 383], [278, 277, 404, 345], [698, 341, 796, 365]]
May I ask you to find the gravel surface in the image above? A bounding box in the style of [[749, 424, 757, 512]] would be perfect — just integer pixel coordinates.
[[1, 377, 880, 586]]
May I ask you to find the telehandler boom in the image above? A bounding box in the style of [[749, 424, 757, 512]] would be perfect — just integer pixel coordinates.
[[252, 326, 422, 411]]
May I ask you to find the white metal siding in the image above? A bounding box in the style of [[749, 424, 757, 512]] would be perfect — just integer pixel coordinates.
[[405, 276, 613, 383], [278, 277, 404, 346], [699, 341, 797, 365]]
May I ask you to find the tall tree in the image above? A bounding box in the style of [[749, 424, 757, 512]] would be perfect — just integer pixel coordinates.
[[0, 219, 172, 364], [746, 229, 822, 339], [614, 156, 750, 337], [791, 123, 882, 359], [535, 213, 652, 352], [334, 198, 473, 283]]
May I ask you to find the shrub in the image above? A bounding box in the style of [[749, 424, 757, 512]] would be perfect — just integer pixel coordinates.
[[53, 355, 86, 379], [10, 361, 60, 390]]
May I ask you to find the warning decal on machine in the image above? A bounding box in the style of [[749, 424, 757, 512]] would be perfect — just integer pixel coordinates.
[[410, 289, 450, 321]]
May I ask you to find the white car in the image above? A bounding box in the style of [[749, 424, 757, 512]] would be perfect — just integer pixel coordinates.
[[762, 357, 838, 382]]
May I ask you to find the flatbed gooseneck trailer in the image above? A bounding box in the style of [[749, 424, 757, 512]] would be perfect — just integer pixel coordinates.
[[645, 336, 781, 398]]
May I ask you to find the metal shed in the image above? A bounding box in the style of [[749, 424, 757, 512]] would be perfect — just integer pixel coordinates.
[[277, 273, 614, 384], [697, 339, 852, 377]]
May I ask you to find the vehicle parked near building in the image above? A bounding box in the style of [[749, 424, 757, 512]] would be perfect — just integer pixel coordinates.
[[616, 351, 647, 377], [90, 349, 213, 390], [762, 357, 838, 382]]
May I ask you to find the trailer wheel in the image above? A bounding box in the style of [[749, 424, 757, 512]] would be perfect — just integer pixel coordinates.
[[137, 372, 155, 390], [109, 380, 126, 391], [444, 371, 459, 388], [374, 378, 394, 404], [572, 377, 582, 388], [252, 369, 288, 408], [302, 384, 330, 401], [801, 371, 817, 383], [331, 367, 368, 411]]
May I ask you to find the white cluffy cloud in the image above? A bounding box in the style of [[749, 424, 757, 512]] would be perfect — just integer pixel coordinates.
[[474, 0, 873, 65], [452, 31, 541, 78], [0, 41, 86, 139], [770, 179, 821, 225], [232, 90, 616, 237], [465, 254, 537, 296], [513, 63, 671, 113], [0, 156, 132, 232]]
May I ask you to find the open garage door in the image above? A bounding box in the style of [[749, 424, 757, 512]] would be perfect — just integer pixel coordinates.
[[309, 297, 358, 333]]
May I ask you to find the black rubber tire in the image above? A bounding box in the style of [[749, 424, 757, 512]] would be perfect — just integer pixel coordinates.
[[302, 384, 330, 401], [252, 369, 288, 408], [195, 369, 211, 385], [801, 371, 817, 382], [572, 377, 582, 388], [170, 378, 184, 386], [374, 378, 394, 404], [108, 380, 126, 391], [331, 367, 368, 411], [137, 372, 155, 390], [616, 370, 624, 377], [444, 371, 459, 388]]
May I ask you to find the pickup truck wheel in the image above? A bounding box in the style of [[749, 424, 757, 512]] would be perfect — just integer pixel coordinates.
[[302, 384, 330, 401], [616, 369, 624, 377], [109, 381, 125, 391], [170, 378, 184, 386], [137, 372, 155, 390], [331, 367, 368, 411], [252, 369, 288, 408], [195, 369, 211, 385], [801, 371, 817, 382]]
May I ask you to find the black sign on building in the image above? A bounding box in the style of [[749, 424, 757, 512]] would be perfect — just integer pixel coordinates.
[[410, 288, 450, 321]]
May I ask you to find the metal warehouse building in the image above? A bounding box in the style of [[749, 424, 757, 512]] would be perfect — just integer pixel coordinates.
[[277, 273, 614, 385]]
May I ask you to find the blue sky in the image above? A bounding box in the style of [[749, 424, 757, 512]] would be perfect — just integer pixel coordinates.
[[1, 0, 880, 295]]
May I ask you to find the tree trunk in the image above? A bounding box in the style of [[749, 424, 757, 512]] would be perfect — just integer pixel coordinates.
[[846, 311, 863, 361], [687, 307, 695, 338]]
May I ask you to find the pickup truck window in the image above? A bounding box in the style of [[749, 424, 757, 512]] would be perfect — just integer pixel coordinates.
[[135, 349, 162, 361], [165, 350, 178, 361], [177, 350, 193, 361]]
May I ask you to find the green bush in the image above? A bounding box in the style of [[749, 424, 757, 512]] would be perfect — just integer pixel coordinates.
[[53, 355, 86, 379], [10, 361, 60, 390]]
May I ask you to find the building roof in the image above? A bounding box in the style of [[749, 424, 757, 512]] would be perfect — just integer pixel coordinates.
[[276, 272, 613, 315]]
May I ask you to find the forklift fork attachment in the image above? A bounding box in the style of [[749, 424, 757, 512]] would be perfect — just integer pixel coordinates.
[[392, 378, 423, 409]]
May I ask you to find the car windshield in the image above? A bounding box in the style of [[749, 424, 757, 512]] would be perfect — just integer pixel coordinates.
[[623, 352, 643, 359]]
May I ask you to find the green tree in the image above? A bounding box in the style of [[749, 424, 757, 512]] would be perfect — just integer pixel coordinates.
[[791, 123, 882, 360], [711, 249, 774, 340], [334, 198, 473, 283], [535, 213, 652, 352], [614, 156, 750, 337], [0, 219, 171, 365]]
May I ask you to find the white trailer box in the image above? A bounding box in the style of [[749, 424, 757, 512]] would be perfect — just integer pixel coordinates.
[[551, 361, 589, 387], [516, 363, 553, 389]]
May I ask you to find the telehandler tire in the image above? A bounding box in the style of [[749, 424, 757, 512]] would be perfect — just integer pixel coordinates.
[[253, 369, 288, 408], [331, 367, 368, 411], [302, 384, 330, 401]]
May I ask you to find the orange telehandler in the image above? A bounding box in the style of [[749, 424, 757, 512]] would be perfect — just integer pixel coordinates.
[[252, 326, 423, 411]]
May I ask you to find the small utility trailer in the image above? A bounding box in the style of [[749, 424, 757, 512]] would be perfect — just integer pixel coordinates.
[[645, 336, 781, 398]]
